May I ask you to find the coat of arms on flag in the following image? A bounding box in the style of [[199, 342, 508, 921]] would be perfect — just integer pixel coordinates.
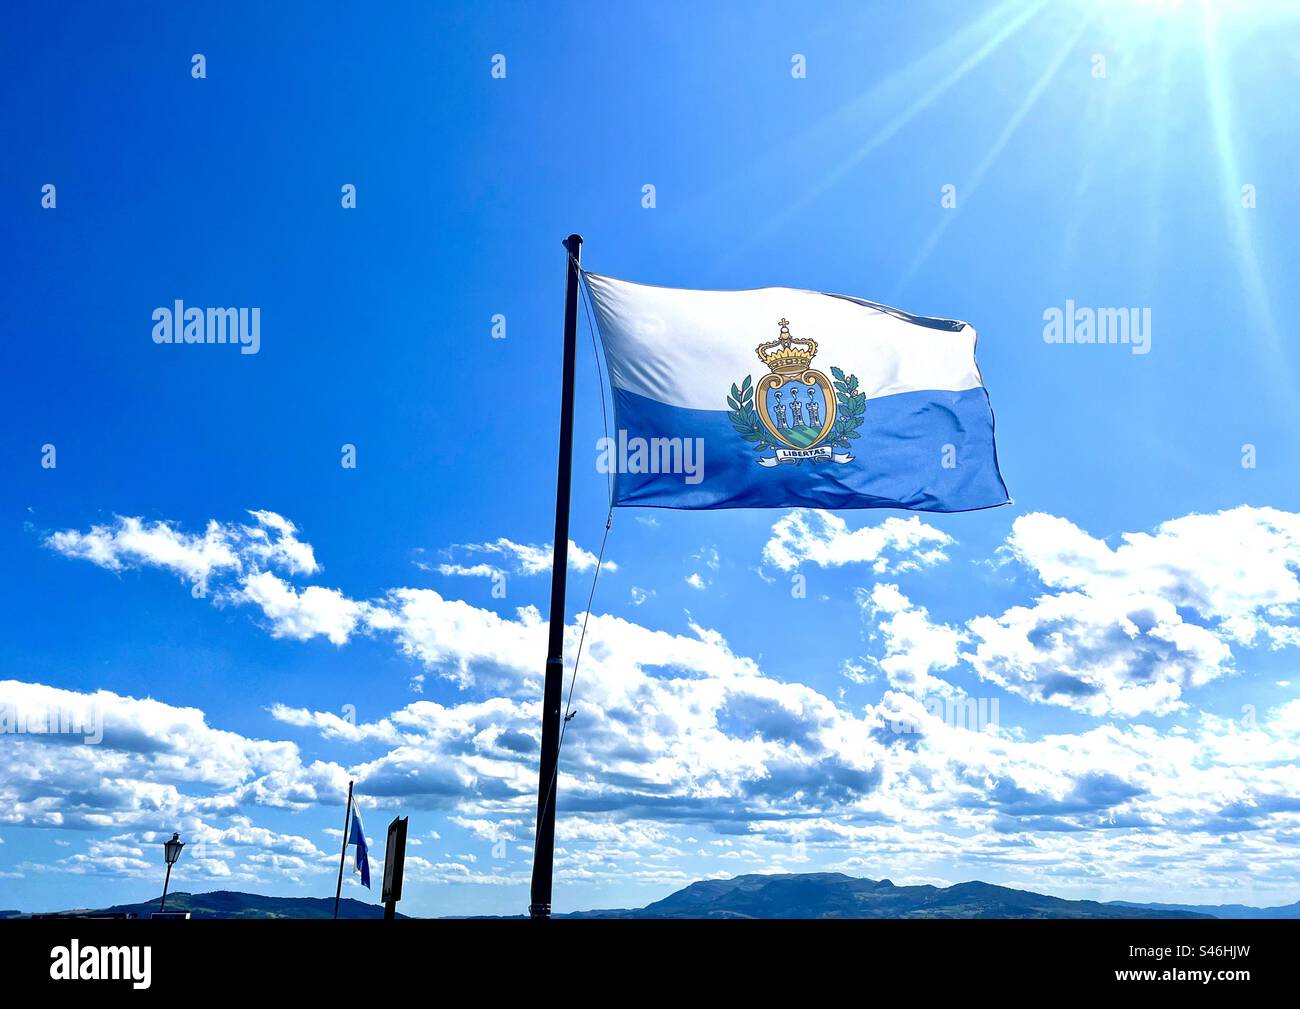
[[727, 318, 862, 468]]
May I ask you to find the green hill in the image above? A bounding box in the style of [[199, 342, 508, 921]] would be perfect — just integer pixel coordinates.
[[777, 424, 823, 448], [566, 873, 1218, 919], [39, 890, 402, 920]]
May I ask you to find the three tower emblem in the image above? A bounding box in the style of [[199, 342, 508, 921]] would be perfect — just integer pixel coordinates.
[[726, 319, 864, 468]]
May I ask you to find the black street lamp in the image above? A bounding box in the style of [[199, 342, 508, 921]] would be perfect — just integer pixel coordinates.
[[159, 832, 185, 912]]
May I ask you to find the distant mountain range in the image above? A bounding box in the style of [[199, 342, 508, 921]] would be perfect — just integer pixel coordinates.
[[1109, 898, 1300, 920], [564, 873, 1300, 920], [13, 874, 1300, 919], [23, 890, 399, 920]]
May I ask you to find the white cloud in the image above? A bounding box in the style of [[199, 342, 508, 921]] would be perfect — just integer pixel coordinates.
[[762, 510, 952, 573], [965, 591, 1232, 717], [34, 505, 1300, 901], [45, 511, 319, 591], [0, 680, 346, 833], [10, 637, 1300, 901], [437, 538, 615, 579], [947, 507, 1300, 716], [241, 511, 320, 576], [860, 584, 964, 695], [364, 589, 546, 690], [267, 670, 1300, 900], [692, 545, 721, 571], [49, 506, 1300, 725], [240, 571, 372, 646], [840, 659, 873, 685], [1005, 507, 1300, 645], [47, 518, 238, 585], [42, 818, 331, 886], [436, 562, 501, 579], [267, 704, 398, 744]]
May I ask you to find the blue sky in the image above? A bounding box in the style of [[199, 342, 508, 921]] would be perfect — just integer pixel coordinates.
[[3, 0, 1300, 917]]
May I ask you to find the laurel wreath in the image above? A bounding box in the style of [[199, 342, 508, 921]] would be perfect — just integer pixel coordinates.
[[727, 375, 779, 453], [829, 366, 866, 449], [726, 369, 865, 456]]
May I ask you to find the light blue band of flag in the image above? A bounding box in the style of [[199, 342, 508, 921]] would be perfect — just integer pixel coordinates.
[[607, 386, 1009, 512]]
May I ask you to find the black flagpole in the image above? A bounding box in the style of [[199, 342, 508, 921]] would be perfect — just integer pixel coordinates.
[[333, 779, 354, 919], [529, 234, 583, 919]]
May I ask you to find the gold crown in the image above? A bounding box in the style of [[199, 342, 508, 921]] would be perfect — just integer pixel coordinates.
[[756, 319, 818, 375]]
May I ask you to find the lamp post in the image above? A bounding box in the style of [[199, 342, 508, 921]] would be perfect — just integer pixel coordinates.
[[159, 832, 184, 912]]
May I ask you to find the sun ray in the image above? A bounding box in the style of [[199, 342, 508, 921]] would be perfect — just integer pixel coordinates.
[[890, 15, 1094, 299], [716, 0, 1051, 267], [1197, 0, 1297, 410], [1052, 26, 1122, 282], [1138, 28, 1176, 293]]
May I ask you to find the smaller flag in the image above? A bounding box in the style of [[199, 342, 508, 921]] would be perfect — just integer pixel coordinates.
[[349, 803, 371, 889]]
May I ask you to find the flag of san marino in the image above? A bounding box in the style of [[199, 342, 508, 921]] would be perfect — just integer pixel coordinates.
[[584, 273, 1009, 512]]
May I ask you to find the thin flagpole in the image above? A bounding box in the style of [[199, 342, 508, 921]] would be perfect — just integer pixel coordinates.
[[333, 780, 354, 920], [528, 234, 583, 920]]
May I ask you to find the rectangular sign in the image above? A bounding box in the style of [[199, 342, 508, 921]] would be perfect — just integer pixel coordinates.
[[382, 816, 408, 905]]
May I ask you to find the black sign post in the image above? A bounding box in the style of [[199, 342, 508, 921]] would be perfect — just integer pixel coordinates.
[[382, 815, 408, 920]]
